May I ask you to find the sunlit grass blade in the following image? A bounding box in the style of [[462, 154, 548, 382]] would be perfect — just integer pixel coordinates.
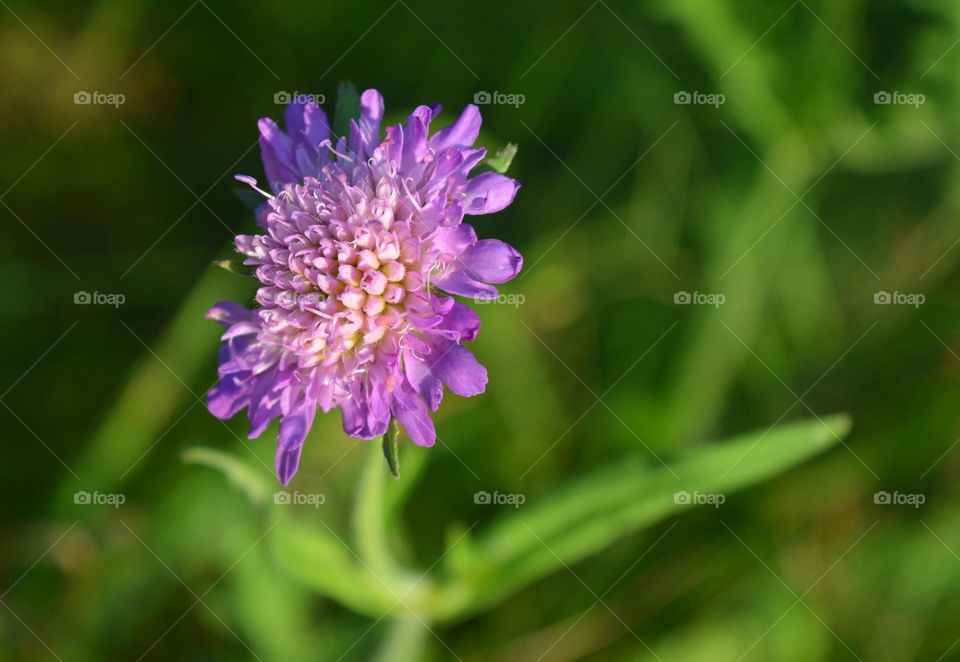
[[430, 415, 850, 621]]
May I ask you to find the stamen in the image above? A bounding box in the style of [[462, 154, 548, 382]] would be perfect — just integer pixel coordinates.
[[234, 174, 275, 199], [401, 178, 422, 210], [319, 139, 354, 163]]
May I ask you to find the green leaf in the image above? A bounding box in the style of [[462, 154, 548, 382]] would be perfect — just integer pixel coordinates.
[[382, 419, 401, 479], [429, 415, 850, 622], [332, 81, 361, 141], [181, 447, 272, 506], [270, 514, 396, 617], [484, 143, 518, 174]]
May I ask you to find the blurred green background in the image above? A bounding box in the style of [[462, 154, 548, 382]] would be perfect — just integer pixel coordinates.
[[3, 0, 960, 659]]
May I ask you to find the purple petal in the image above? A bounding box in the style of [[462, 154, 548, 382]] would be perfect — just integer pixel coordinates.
[[407, 104, 433, 129], [444, 200, 465, 227], [258, 118, 297, 190], [249, 398, 280, 439], [248, 368, 283, 438], [384, 123, 404, 165], [366, 378, 392, 437], [284, 102, 307, 140], [463, 172, 520, 215], [339, 382, 379, 439], [276, 402, 316, 485], [459, 148, 487, 176], [391, 382, 436, 446], [423, 149, 464, 198], [459, 239, 523, 283], [275, 444, 303, 487], [207, 301, 256, 328], [429, 340, 488, 397], [351, 89, 384, 157], [430, 104, 481, 151], [432, 224, 477, 255], [403, 349, 443, 411], [437, 301, 481, 342], [401, 116, 428, 171], [339, 394, 367, 438], [301, 102, 331, 148], [207, 376, 250, 419], [433, 270, 498, 298]]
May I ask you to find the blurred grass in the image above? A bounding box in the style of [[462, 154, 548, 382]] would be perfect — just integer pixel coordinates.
[[3, 0, 960, 659]]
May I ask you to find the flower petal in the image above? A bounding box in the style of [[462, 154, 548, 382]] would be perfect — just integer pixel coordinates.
[[339, 396, 366, 438], [463, 172, 520, 215], [432, 224, 477, 255], [383, 123, 404, 165], [351, 89, 385, 157], [366, 378, 392, 436], [433, 270, 498, 299], [338, 381, 383, 439], [391, 382, 436, 446], [305, 106, 330, 146], [275, 444, 303, 487], [459, 239, 523, 283], [207, 301, 255, 328], [207, 376, 250, 419], [401, 116, 428, 171], [429, 339, 488, 397], [258, 118, 297, 190], [403, 349, 443, 411], [430, 104, 481, 151], [437, 301, 481, 342], [249, 397, 280, 439], [276, 402, 316, 485]]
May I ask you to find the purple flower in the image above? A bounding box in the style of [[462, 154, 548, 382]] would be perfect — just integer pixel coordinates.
[[207, 89, 521, 484]]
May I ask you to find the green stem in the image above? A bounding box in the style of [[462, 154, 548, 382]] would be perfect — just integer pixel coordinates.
[[371, 612, 430, 662], [353, 440, 406, 588]]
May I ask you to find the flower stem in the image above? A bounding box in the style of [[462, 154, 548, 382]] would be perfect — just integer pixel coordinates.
[[354, 438, 405, 587]]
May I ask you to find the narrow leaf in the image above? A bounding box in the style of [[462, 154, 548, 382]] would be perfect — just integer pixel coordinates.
[[382, 419, 401, 479], [181, 447, 272, 506], [430, 415, 850, 622], [332, 81, 361, 141]]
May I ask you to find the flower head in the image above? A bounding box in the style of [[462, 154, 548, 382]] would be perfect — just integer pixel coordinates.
[[207, 89, 521, 484]]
